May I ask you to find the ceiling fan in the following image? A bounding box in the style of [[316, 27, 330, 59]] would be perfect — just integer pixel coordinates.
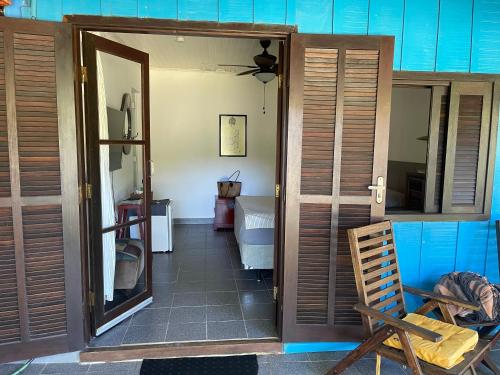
[[219, 40, 278, 83], [219, 40, 277, 114]]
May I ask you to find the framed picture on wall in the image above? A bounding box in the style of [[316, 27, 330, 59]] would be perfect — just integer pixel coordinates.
[[219, 114, 247, 157]]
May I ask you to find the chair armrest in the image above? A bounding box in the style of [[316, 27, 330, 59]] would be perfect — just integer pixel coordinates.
[[403, 285, 480, 311], [354, 303, 443, 343]]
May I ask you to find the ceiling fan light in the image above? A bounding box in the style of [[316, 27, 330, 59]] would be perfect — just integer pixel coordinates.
[[254, 71, 276, 84]]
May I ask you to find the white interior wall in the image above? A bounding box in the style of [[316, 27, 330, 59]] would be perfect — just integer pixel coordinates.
[[388, 87, 431, 164], [150, 69, 278, 219], [100, 52, 142, 204]]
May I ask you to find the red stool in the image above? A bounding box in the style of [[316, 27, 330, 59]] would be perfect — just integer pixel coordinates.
[[116, 201, 144, 239]]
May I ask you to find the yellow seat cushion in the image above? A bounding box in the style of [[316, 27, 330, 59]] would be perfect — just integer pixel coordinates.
[[383, 313, 479, 369]]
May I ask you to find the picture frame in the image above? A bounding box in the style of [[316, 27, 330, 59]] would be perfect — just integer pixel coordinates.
[[219, 114, 247, 157]]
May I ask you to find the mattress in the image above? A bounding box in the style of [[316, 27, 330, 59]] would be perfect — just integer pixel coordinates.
[[236, 196, 275, 229], [235, 196, 275, 270]]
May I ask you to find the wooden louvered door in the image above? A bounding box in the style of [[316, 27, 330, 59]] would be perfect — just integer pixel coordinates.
[[282, 34, 393, 342], [0, 18, 84, 362]]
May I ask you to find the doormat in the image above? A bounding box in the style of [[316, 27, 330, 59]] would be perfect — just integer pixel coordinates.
[[140, 354, 259, 375]]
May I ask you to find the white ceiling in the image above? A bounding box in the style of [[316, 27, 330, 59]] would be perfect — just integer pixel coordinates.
[[98, 32, 279, 73]]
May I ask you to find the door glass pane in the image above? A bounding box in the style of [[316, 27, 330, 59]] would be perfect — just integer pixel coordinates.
[[102, 229, 147, 312], [97, 50, 143, 141], [100, 144, 145, 229]]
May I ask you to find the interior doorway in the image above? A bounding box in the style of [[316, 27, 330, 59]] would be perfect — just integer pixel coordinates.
[[80, 29, 286, 347]]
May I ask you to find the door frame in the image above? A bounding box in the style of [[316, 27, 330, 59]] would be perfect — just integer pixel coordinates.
[[68, 16, 296, 344]]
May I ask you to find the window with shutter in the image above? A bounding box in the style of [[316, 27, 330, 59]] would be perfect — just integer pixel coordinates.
[[283, 34, 393, 342], [387, 79, 498, 220], [0, 18, 84, 363]]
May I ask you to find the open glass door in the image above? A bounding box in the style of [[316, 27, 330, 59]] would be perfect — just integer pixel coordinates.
[[82, 32, 152, 335]]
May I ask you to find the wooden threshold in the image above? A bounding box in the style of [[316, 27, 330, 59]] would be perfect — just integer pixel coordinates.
[[80, 339, 283, 363]]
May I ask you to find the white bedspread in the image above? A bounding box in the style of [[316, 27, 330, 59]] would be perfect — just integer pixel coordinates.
[[236, 196, 275, 230]]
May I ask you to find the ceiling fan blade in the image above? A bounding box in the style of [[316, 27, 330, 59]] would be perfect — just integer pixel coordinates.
[[237, 68, 261, 76], [218, 64, 258, 68]]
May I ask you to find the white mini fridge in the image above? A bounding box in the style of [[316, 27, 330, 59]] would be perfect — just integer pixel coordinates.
[[130, 199, 173, 252]]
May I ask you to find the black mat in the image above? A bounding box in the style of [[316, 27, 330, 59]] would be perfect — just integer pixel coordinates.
[[140, 355, 259, 375]]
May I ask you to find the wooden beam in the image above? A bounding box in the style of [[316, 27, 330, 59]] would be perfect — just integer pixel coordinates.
[[64, 15, 296, 38], [80, 340, 283, 363]]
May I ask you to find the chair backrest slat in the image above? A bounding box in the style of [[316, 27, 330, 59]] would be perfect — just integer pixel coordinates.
[[348, 221, 407, 335]]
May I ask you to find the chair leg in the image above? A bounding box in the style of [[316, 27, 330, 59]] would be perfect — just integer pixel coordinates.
[[482, 354, 500, 375], [375, 354, 381, 375], [395, 328, 423, 375], [326, 326, 395, 375]]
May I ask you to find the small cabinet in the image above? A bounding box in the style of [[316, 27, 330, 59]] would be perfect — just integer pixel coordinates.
[[214, 196, 235, 230], [406, 172, 426, 211]]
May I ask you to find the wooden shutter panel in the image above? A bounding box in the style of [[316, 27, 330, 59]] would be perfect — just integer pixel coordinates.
[[442, 82, 492, 214], [0, 31, 10, 197], [283, 34, 393, 342], [0, 18, 84, 363], [424, 86, 449, 213]]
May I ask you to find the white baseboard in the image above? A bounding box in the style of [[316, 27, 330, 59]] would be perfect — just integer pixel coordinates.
[[174, 218, 214, 224]]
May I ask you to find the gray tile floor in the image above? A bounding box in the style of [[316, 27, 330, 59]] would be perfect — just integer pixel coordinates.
[[90, 224, 277, 347], [3, 348, 499, 375]]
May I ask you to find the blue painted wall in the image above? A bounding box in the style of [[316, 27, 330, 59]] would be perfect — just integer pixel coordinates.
[[6, 0, 500, 72], [5, 0, 500, 352]]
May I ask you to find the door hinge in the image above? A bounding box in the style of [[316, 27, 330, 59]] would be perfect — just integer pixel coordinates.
[[88, 291, 95, 307], [275, 184, 280, 198], [80, 66, 88, 83], [81, 183, 92, 200], [278, 74, 282, 89], [273, 286, 279, 301]]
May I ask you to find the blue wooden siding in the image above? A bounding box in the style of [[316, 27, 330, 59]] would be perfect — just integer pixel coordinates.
[[401, 0, 439, 71], [332, 0, 369, 35], [138, 0, 177, 19], [455, 221, 489, 274], [435, 0, 473, 72], [35, 0, 63, 21], [219, 0, 254, 23], [471, 0, 500, 73], [4, 0, 33, 18], [392, 222, 422, 312], [367, 0, 405, 70], [101, 0, 138, 17], [9, 0, 500, 72], [254, 0, 287, 24], [288, 0, 333, 34], [63, 1, 101, 16], [486, 222, 500, 284], [178, 0, 219, 21]]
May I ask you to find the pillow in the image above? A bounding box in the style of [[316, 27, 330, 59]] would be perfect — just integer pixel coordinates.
[[383, 313, 478, 369]]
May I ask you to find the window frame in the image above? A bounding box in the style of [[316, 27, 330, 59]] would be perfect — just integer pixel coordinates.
[[385, 72, 500, 222]]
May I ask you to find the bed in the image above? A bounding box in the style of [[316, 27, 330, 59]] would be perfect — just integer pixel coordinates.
[[234, 196, 275, 270]]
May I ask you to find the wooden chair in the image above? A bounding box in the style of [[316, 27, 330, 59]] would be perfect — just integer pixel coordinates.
[[327, 221, 500, 375]]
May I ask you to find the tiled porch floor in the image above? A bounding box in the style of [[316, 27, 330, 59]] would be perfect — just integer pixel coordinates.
[[2, 348, 499, 375], [90, 224, 277, 346]]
